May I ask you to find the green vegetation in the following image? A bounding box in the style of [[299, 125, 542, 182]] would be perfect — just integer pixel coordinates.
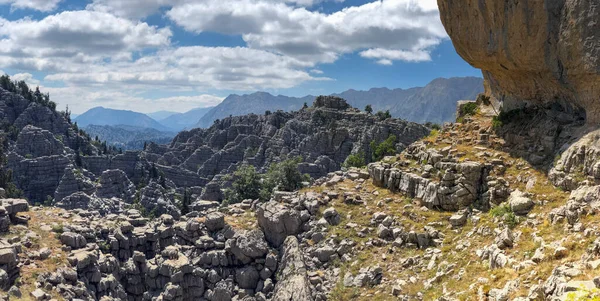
[[51, 224, 64, 234], [225, 157, 311, 204], [375, 110, 392, 121], [370, 134, 397, 161], [564, 287, 600, 301], [489, 203, 518, 229], [225, 165, 262, 204], [179, 188, 192, 215], [364, 105, 373, 114], [0, 137, 23, 198], [425, 122, 441, 130], [263, 156, 311, 193], [491, 116, 503, 129], [343, 152, 366, 168], [460, 102, 479, 116], [0, 74, 57, 111]]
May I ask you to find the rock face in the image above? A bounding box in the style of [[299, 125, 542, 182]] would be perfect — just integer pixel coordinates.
[[368, 142, 489, 211], [257, 202, 302, 247], [94, 170, 136, 203], [158, 97, 429, 200], [272, 237, 313, 301], [438, 0, 600, 122]]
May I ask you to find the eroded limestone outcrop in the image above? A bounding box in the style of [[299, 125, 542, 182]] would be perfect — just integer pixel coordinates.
[[438, 0, 600, 122]]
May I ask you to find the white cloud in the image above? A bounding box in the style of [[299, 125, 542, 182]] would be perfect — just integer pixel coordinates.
[[0, 11, 171, 60], [0, 0, 62, 12], [87, 0, 344, 19], [43, 86, 224, 114], [0, 0, 448, 114], [359, 47, 433, 64], [44, 46, 328, 91], [12, 72, 40, 86], [166, 0, 445, 64]]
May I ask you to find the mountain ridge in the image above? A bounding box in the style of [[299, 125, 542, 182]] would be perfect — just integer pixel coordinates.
[[74, 107, 171, 131], [195, 76, 483, 128]]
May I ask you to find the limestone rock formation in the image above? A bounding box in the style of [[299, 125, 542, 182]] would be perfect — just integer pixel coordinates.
[[94, 170, 136, 203], [54, 165, 96, 203], [272, 237, 313, 301], [151, 98, 429, 201], [438, 0, 600, 122]]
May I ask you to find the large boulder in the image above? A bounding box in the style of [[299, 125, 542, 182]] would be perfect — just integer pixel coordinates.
[[226, 229, 268, 264], [438, 0, 600, 122], [256, 202, 302, 247]]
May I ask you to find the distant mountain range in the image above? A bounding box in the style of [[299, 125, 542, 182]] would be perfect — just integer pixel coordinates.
[[83, 125, 176, 150], [147, 110, 178, 120], [158, 106, 214, 131], [195, 77, 483, 127], [75, 106, 214, 132], [74, 77, 484, 133], [75, 107, 171, 131]]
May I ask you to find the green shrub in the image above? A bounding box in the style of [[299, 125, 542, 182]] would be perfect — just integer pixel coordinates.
[[370, 134, 397, 161], [263, 156, 310, 194], [460, 102, 479, 116], [489, 203, 511, 217], [224, 165, 262, 204], [491, 117, 503, 129], [343, 152, 366, 168], [489, 203, 519, 229], [51, 224, 64, 234], [375, 110, 392, 121]]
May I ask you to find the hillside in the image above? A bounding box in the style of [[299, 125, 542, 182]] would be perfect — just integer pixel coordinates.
[[158, 106, 214, 131], [74, 107, 171, 131], [195, 77, 483, 128], [2, 99, 600, 301], [83, 125, 176, 150]]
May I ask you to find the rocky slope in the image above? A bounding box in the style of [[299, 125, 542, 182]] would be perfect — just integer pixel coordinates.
[[0, 84, 430, 220], [438, 0, 600, 123], [2, 101, 600, 300], [158, 96, 429, 201]]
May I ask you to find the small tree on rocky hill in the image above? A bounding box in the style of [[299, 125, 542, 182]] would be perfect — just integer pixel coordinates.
[[370, 134, 397, 161], [365, 105, 373, 114], [225, 165, 262, 204]]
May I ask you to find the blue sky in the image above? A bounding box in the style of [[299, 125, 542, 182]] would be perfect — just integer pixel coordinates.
[[0, 0, 481, 113]]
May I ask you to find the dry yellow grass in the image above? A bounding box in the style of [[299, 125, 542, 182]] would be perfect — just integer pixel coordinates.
[[314, 112, 587, 300]]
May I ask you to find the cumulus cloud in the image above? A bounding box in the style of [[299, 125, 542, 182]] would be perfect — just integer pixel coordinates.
[[43, 86, 224, 113], [44, 46, 327, 91], [359, 47, 433, 65], [12, 72, 40, 86], [166, 0, 445, 64], [0, 11, 171, 60], [87, 0, 344, 19], [0, 0, 62, 12], [0, 0, 448, 113]]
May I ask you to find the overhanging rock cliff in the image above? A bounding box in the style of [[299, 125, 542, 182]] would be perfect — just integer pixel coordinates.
[[438, 0, 600, 122]]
